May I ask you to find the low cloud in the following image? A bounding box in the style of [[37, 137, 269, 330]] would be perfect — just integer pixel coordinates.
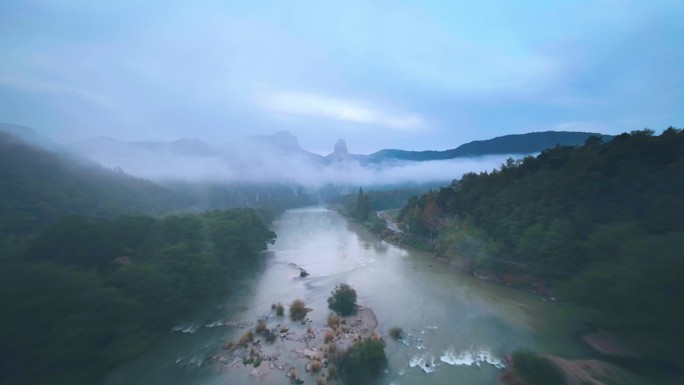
[[261, 91, 425, 130], [71, 137, 516, 189]]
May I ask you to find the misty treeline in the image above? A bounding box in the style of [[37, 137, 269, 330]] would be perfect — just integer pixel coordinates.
[[335, 186, 437, 217], [0, 132, 313, 237], [332, 186, 436, 234], [399, 128, 684, 367], [354, 188, 372, 221], [0, 132, 176, 235], [0, 132, 288, 384], [0, 209, 276, 385]]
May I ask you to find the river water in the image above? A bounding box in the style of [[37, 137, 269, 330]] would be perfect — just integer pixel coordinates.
[[104, 207, 591, 385]]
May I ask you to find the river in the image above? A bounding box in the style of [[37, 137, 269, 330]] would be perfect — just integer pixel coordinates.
[[103, 207, 591, 385]]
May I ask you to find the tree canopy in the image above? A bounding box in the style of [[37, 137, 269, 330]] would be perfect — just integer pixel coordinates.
[[399, 128, 684, 367], [0, 209, 275, 385], [328, 283, 358, 316]]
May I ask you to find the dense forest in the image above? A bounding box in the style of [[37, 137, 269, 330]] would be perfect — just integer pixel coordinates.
[[398, 128, 684, 367], [0, 209, 276, 385], [0, 132, 180, 236], [334, 186, 435, 217], [0, 131, 290, 385]]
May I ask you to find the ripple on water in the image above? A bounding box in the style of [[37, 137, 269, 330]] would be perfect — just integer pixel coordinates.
[[171, 323, 200, 334], [204, 320, 225, 328], [174, 356, 203, 368]]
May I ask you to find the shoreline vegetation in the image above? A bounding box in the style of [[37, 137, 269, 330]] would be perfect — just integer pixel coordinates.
[[0, 209, 277, 385], [335, 127, 684, 385], [337, 209, 645, 385]]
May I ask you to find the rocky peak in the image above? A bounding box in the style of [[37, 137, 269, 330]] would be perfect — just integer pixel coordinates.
[[333, 139, 348, 157], [324, 139, 353, 162]]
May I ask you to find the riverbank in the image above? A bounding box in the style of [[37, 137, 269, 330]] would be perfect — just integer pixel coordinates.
[[373, 218, 554, 298], [363, 210, 651, 385]]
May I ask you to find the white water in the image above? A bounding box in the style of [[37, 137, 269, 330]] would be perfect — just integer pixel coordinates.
[[439, 347, 506, 369]]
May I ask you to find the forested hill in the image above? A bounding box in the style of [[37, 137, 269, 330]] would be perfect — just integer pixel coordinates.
[[367, 131, 613, 162], [399, 128, 684, 366], [0, 130, 281, 385], [0, 131, 180, 235], [0, 130, 316, 237], [0, 210, 276, 385]]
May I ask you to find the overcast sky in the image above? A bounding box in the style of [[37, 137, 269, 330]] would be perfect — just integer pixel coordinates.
[[1, 0, 682, 154]]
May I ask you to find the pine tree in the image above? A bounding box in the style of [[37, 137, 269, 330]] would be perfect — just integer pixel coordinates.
[[354, 188, 372, 221]]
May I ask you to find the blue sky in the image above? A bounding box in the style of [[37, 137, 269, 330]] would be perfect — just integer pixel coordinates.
[[1, 0, 682, 154]]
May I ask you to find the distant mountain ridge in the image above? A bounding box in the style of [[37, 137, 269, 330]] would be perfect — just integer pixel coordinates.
[[68, 129, 612, 165], [72, 136, 219, 157], [365, 131, 614, 162], [70, 130, 324, 165], [1, 123, 615, 188], [0, 128, 317, 234]]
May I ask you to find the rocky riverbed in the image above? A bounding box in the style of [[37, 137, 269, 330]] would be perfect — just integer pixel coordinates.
[[205, 307, 380, 384]]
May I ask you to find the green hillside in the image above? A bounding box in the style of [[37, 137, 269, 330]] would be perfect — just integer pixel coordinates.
[[0, 131, 280, 385], [0, 132, 180, 236], [0, 209, 275, 385], [399, 128, 684, 367]]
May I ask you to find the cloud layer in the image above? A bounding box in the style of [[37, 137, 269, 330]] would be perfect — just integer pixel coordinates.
[[0, 1, 682, 153], [262, 92, 425, 130], [70, 137, 514, 188]]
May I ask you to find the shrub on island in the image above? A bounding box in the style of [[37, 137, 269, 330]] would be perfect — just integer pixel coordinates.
[[389, 327, 404, 340], [337, 337, 387, 384], [255, 321, 268, 334], [290, 299, 307, 321], [239, 331, 254, 347], [327, 283, 358, 316]]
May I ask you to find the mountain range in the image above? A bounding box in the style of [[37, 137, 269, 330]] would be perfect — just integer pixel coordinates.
[[0, 122, 613, 188], [0, 122, 615, 236], [69, 129, 613, 166], [362, 131, 614, 162]]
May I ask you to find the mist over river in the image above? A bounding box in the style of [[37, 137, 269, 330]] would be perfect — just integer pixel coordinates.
[[103, 207, 591, 385]]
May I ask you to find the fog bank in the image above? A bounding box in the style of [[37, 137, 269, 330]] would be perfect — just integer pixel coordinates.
[[69, 136, 522, 188]]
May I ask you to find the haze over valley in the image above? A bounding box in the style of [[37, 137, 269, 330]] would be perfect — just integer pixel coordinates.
[[1, 2, 683, 385]]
